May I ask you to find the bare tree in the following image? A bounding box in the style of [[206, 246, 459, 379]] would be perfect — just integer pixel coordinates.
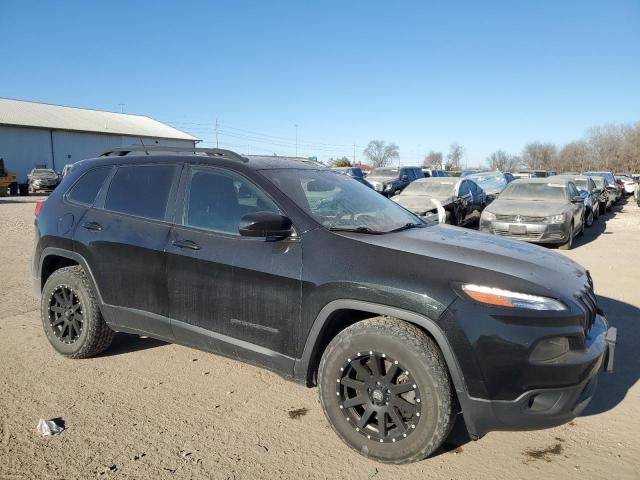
[[558, 141, 591, 172], [487, 150, 519, 172], [423, 150, 443, 168], [446, 143, 465, 170], [363, 140, 399, 168], [522, 142, 558, 170]]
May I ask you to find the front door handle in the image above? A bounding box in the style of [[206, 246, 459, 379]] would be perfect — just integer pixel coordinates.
[[172, 239, 200, 251], [82, 222, 103, 232]]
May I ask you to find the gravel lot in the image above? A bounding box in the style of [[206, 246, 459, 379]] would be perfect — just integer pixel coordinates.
[[1, 195, 638, 479]]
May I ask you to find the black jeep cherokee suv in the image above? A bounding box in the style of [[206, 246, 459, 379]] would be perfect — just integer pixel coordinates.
[[32, 147, 616, 464]]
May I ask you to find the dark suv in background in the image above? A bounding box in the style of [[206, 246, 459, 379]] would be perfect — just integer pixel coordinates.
[[33, 147, 615, 464], [366, 166, 423, 196]]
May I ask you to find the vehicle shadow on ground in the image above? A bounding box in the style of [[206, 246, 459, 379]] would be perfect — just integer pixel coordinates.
[[96, 332, 167, 357], [572, 198, 627, 248], [0, 198, 42, 204], [437, 293, 639, 454]]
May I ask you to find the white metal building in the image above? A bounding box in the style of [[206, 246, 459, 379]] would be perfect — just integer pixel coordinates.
[[0, 98, 199, 185]]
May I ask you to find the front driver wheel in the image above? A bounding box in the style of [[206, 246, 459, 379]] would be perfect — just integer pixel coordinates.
[[41, 265, 114, 358], [318, 317, 454, 464], [559, 223, 574, 250]]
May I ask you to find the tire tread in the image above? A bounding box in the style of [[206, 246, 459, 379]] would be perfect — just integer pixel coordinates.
[[318, 316, 454, 464]]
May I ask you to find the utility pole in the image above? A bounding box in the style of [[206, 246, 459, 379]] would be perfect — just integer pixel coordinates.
[[118, 103, 125, 113], [353, 143, 356, 165], [215, 119, 219, 148], [295, 124, 298, 156]]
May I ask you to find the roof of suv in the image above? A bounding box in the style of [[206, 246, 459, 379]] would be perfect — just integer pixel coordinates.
[[80, 151, 326, 171]]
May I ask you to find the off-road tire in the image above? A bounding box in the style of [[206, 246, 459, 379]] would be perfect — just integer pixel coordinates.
[[559, 223, 574, 250], [41, 265, 114, 358], [318, 317, 454, 464]]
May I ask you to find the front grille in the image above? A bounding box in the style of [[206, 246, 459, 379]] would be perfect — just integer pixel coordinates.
[[576, 286, 598, 333], [495, 214, 545, 223], [493, 230, 542, 242]]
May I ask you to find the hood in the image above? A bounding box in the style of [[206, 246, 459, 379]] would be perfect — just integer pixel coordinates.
[[368, 176, 398, 184], [395, 194, 453, 213], [337, 225, 588, 300], [487, 199, 567, 216]]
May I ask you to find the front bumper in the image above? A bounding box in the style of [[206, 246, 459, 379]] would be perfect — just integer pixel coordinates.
[[31, 182, 58, 191], [480, 220, 569, 244], [460, 315, 616, 438]]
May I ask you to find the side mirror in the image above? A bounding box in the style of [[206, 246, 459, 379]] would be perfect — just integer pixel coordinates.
[[571, 196, 584, 203], [239, 211, 293, 239]]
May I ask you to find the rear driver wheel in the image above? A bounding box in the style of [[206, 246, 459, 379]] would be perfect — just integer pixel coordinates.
[[41, 266, 114, 358], [318, 317, 454, 464]]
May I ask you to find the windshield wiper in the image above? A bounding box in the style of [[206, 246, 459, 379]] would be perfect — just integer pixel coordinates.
[[387, 222, 423, 233], [328, 226, 383, 234]]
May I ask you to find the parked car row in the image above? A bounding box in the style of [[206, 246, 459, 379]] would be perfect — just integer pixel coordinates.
[[479, 171, 635, 250], [339, 164, 635, 252]]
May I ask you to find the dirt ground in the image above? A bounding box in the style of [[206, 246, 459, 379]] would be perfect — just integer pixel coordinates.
[[0, 195, 638, 480]]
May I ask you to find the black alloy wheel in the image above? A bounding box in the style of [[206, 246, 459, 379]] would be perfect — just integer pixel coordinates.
[[337, 351, 421, 443], [48, 285, 84, 344]]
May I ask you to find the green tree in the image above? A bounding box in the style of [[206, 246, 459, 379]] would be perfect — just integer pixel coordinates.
[[329, 156, 352, 167]]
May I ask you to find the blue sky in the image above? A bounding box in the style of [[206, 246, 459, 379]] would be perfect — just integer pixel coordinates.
[[2, 0, 639, 165]]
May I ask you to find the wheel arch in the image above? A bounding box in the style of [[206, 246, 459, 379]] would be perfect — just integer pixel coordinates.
[[39, 248, 103, 304], [294, 300, 468, 400]]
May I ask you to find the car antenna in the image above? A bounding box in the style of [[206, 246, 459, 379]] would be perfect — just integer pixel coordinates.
[[138, 137, 149, 155]]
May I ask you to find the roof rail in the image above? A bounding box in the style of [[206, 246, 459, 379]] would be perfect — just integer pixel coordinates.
[[99, 146, 247, 162]]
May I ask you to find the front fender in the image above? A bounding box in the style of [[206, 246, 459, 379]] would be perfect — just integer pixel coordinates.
[[293, 299, 468, 400]]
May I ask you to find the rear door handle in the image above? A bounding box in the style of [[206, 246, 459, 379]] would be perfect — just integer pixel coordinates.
[[172, 239, 200, 250], [82, 222, 103, 232]]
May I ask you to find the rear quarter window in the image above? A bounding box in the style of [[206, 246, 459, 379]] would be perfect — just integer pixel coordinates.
[[67, 166, 111, 205], [104, 165, 177, 220]]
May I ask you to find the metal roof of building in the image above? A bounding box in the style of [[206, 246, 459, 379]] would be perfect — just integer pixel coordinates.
[[0, 98, 199, 141]]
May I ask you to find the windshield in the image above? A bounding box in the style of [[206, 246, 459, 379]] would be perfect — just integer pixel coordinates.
[[500, 182, 567, 201], [261, 169, 421, 232], [401, 181, 455, 196], [32, 169, 57, 176], [468, 172, 507, 192], [573, 179, 588, 190], [584, 172, 614, 185], [368, 168, 399, 179]]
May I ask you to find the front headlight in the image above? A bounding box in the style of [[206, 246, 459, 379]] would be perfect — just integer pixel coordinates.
[[384, 183, 394, 191], [481, 210, 496, 221], [461, 283, 567, 311], [545, 214, 565, 224]]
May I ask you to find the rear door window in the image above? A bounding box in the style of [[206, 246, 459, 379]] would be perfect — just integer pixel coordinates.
[[458, 181, 471, 196], [67, 166, 111, 205], [104, 165, 178, 221]]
